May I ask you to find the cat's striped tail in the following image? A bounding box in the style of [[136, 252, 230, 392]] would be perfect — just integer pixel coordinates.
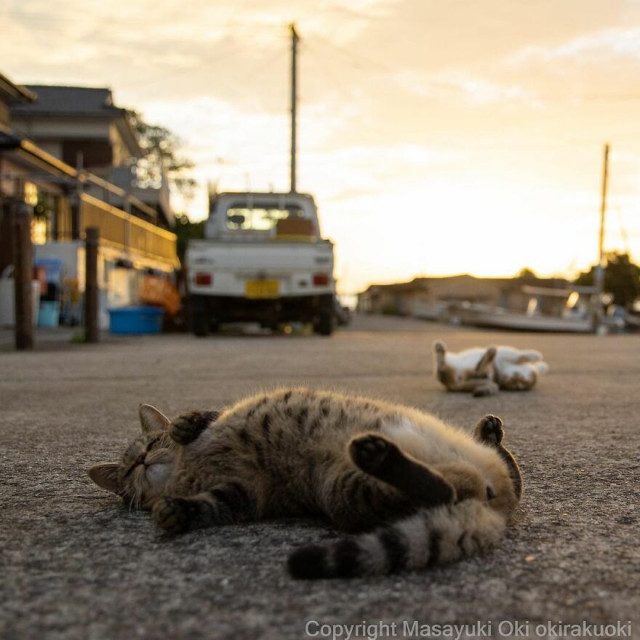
[[287, 500, 506, 579]]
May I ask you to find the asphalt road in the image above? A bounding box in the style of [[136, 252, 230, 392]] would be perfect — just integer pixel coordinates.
[[1, 315, 639, 640]]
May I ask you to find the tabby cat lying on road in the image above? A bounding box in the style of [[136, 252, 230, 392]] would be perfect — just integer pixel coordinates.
[[89, 388, 522, 579]]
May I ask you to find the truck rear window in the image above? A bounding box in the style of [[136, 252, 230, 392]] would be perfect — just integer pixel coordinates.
[[226, 206, 308, 232]]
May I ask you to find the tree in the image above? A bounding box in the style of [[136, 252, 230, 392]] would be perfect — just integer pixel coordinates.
[[574, 252, 640, 308], [174, 213, 205, 261], [127, 110, 197, 200], [516, 267, 538, 282]]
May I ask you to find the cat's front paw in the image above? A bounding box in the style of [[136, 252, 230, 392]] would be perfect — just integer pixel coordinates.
[[152, 496, 191, 534], [472, 381, 499, 397], [475, 414, 504, 445], [169, 411, 218, 445], [349, 433, 398, 474]]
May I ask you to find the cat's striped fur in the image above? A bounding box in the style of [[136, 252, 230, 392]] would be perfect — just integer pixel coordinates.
[[89, 388, 522, 579], [288, 499, 505, 578]]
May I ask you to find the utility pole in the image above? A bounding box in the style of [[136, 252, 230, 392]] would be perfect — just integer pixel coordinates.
[[593, 143, 609, 333], [289, 23, 299, 194]]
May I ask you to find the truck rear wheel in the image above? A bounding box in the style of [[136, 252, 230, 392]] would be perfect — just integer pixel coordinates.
[[314, 301, 335, 336], [192, 316, 209, 337], [190, 296, 210, 337], [314, 316, 333, 336]]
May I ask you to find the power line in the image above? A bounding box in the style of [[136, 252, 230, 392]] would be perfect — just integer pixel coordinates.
[[135, 41, 289, 98], [309, 34, 395, 74]]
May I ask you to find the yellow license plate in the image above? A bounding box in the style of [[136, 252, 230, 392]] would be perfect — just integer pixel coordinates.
[[245, 279, 280, 299]]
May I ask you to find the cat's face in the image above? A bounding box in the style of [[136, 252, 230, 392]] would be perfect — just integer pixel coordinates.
[[88, 405, 177, 510]]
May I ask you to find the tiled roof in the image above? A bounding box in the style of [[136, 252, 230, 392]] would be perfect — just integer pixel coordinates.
[[0, 72, 36, 103], [11, 85, 124, 117]]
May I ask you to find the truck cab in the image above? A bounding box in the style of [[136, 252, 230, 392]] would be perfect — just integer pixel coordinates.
[[186, 192, 336, 336]]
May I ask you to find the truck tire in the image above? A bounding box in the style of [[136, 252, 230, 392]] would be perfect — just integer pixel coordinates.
[[189, 296, 210, 337], [314, 300, 335, 336], [315, 316, 333, 336]]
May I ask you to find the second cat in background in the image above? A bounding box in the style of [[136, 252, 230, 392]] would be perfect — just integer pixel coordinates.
[[434, 340, 548, 397]]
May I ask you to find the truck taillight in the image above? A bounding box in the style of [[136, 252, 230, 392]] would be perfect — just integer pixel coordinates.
[[313, 273, 329, 286], [194, 272, 213, 286]]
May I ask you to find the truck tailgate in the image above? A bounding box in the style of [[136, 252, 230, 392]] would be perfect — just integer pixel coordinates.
[[187, 240, 334, 298]]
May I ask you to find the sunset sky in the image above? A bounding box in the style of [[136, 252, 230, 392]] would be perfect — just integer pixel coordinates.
[[4, 0, 640, 293]]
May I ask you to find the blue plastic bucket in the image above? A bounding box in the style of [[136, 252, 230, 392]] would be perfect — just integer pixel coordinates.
[[109, 306, 163, 335], [38, 301, 60, 327]]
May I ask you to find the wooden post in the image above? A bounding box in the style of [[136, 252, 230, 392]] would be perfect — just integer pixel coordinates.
[[13, 201, 34, 351], [0, 200, 15, 275], [85, 226, 99, 343], [72, 153, 84, 240], [70, 190, 81, 240]]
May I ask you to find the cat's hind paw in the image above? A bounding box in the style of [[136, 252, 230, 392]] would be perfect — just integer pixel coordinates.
[[475, 414, 504, 445], [349, 433, 398, 474], [433, 340, 446, 354]]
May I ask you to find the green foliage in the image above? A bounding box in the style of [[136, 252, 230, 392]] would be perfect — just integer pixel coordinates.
[[574, 252, 640, 308], [33, 192, 55, 221], [174, 213, 205, 261], [516, 267, 538, 282], [127, 110, 197, 200]]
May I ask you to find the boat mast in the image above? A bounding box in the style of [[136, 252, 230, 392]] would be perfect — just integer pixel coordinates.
[[289, 23, 299, 194], [593, 143, 609, 332]]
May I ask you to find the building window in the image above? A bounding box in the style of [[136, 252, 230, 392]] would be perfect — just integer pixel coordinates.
[[26, 183, 58, 245]]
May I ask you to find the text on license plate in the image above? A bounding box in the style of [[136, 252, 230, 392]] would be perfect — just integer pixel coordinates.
[[245, 279, 280, 299]]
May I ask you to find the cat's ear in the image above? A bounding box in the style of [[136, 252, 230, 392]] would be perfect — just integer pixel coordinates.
[[138, 404, 171, 433], [88, 463, 122, 494]]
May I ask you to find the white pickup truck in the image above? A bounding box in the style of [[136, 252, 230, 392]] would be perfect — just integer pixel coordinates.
[[185, 192, 336, 336]]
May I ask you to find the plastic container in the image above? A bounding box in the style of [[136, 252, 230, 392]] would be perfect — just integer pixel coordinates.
[[38, 301, 60, 327], [109, 306, 164, 335]]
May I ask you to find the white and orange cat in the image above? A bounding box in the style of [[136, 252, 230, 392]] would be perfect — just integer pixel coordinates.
[[434, 341, 548, 397]]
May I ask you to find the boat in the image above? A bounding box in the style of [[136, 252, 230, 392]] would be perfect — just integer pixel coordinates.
[[623, 300, 640, 332], [448, 285, 623, 333]]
